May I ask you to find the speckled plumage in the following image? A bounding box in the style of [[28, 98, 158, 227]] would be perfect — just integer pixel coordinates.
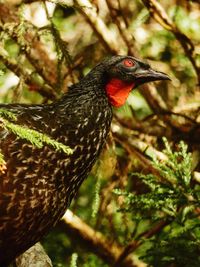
[[0, 56, 170, 265]]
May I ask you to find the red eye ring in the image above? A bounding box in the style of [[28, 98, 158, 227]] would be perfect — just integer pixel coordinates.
[[123, 59, 135, 67]]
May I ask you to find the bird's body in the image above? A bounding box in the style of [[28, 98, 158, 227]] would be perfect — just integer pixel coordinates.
[[0, 56, 169, 265], [0, 74, 112, 265]]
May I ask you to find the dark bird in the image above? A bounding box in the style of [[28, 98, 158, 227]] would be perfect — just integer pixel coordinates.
[[0, 55, 170, 265]]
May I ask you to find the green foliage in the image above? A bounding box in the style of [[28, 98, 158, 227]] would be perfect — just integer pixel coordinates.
[[42, 227, 72, 267], [0, 151, 4, 165], [143, 218, 200, 267], [91, 176, 101, 219], [0, 110, 73, 155], [82, 254, 108, 267], [0, 109, 17, 164], [114, 139, 200, 266], [0, 108, 17, 121], [70, 253, 78, 267], [155, 137, 192, 186], [43, 227, 109, 267], [16, 4, 26, 45], [169, 6, 200, 40]]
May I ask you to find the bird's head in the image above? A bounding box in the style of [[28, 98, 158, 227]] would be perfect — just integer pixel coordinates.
[[90, 55, 170, 107]]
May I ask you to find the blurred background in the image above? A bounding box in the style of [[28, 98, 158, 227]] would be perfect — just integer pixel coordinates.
[[0, 0, 200, 266]]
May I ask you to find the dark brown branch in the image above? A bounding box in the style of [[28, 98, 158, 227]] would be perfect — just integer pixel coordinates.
[[0, 53, 56, 100], [114, 114, 168, 137], [115, 100, 200, 143], [105, 0, 136, 55], [0, 3, 57, 85], [113, 132, 166, 182], [113, 220, 169, 267], [74, 0, 122, 55]]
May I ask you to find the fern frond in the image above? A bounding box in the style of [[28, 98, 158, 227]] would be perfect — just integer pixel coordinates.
[[0, 117, 73, 155]]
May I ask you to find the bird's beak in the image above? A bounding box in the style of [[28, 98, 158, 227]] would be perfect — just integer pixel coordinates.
[[134, 67, 171, 86]]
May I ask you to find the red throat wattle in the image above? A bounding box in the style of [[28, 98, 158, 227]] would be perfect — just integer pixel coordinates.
[[105, 78, 135, 107]]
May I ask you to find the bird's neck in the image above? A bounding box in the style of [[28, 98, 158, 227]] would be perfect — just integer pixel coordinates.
[[77, 69, 135, 107], [105, 78, 134, 107], [58, 68, 134, 109], [61, 71, 108, 102]]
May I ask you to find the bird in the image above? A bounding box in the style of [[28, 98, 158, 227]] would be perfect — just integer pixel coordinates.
[[0, 55, 170, 266]]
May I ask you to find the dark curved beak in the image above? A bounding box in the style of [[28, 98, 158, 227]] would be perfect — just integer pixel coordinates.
[[134, 68, 171, 86]]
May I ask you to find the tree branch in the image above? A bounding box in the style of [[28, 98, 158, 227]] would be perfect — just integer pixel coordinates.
[[0, 51, 56, 100], [61, 210, 145, 267], [74, 0, 125, 54], [0, 2, 58, 98], [113, 220, 169, 267], [142, 0, 200, 86]]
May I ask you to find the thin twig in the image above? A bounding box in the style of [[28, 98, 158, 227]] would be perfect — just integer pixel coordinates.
[[0, 4, 57, 89], [113, 220, 169, 267], [105, 0, 136, 55], [74, 0, 125, 54]]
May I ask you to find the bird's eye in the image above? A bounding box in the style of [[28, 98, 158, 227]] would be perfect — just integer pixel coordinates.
[[123, 59, 135, 67]]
